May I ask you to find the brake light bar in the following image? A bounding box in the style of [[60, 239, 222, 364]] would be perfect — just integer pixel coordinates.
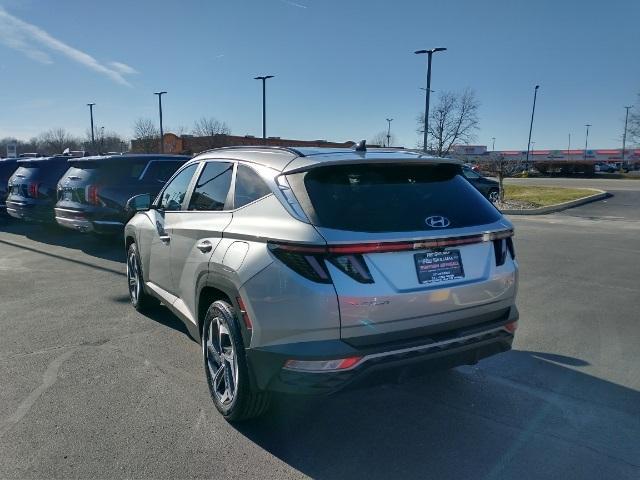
[[271, 230, 513, 255]]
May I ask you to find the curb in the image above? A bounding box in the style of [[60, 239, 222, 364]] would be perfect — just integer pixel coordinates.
[[501, 189, 609, 215]]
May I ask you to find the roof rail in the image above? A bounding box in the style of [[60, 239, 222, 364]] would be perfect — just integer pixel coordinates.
[[195, 145, 306, 157]]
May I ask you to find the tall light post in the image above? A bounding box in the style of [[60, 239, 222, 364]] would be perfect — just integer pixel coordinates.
[[385, 118, 393, 147], [100, 126, 105, 151], [622, 106, 632, 166], [154, 91, 167, 153], [525, 85, 540, 169], [567, 133, 571, 161], [491, 137, 496, 151], [584, 124, 591, 161], [87, 103, 96, 151], [415, 47, 447, 152], [254, 75, 274, 141]]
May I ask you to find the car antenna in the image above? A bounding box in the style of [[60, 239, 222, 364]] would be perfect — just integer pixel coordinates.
[[353, 140, 367, 152]]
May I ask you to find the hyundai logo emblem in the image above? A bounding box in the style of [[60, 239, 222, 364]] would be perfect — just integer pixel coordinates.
[[425, 215, 450, 228]]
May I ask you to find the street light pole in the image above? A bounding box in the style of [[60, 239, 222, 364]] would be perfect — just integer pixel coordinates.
[[525, 85, 540, 169], [415, 47, 447, 153], [386, 118, 393, 147], [584, 124, 591, 161], [154, 91, 167, 153], [87, 103, 96, 151], [100, 126, 105, 151], [622, 106, 632, 166], [491, 137, 496, 151], [567, 133, 571, 161], [254, 75, 274, 141]]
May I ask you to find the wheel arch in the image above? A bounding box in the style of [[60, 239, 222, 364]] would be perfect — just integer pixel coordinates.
[[197, 280, 242, 341]]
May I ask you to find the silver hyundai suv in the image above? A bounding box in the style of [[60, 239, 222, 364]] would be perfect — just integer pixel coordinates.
[[124, 146, 519, 421]]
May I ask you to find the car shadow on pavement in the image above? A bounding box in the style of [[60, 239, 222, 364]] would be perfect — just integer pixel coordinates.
[[139, 304, 192, 338], [0, 220, 124, 263], [235, 350, 640, 479]]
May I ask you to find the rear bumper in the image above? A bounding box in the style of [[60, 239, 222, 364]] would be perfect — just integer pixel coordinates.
[[246, 306, 518, 395], [54, 207, 124, 234], [6, 200, 53, 222]]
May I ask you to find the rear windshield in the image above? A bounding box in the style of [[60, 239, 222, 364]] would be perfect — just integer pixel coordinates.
[[12, 161, 68, 180], [287, 163, 501, 232], [67, 160, 148, 180]]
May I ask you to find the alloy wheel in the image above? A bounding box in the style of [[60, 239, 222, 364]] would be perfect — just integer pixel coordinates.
[[205, 315, 239, 406], [127, 250, 140, 305]]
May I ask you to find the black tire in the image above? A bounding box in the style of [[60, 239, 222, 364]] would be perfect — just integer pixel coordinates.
[[126, 242, 157, 312], [202, 300, 270, 422], [488, 188, 500, 203]]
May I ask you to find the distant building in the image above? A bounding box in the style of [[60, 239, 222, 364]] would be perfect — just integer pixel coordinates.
[[451, 144, 640, 166], [131, 133, 355, 155], [450, 145, 487, 156]]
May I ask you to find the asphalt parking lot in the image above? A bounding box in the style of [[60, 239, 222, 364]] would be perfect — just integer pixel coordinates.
[[1, 180, 639, 479]]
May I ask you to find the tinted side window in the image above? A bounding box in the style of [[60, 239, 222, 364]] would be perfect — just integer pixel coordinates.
[[142, 161, 186, 183], [234, 164, 272, 208], [158, 164, 197, 211], [188, 162, 233, 211], [101, 160, 148, 180]]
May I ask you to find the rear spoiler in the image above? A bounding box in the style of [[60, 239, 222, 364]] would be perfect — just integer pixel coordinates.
[[281, 156, 463, 175], [16, 156, 67, 164]]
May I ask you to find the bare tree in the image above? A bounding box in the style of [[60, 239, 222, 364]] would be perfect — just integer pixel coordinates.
[[37, 128, 81, 155], [193, 117, 230, 138], [133, 118, 160, 153], [369, 131, 396, 147], [84, 129, 128, 153], [478, 154, 524, 203], [417, 89, 479, 156]]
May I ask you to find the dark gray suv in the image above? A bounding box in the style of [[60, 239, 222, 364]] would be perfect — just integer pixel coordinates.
[[124, 146, 519, 421]]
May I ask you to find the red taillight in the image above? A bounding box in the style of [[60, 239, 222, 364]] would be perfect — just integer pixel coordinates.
[[268, 243, 332, 284], [27, 182, 39, 198], [236, 296, 252, 330], [86, 184, 99, 205]]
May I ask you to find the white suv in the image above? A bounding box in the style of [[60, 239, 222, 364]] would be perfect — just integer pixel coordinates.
[[124, 146, 519, 421]]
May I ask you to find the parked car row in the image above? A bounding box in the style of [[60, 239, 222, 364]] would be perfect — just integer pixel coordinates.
[[2, 145, 519, 423], [1, 153, 189, 233], [1, 152, 502, 230]]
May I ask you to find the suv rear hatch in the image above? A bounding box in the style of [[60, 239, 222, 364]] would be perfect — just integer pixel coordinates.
[[55, 158, 150, 221], [8, 157, 69, 203], [284, 161, 517, 343]]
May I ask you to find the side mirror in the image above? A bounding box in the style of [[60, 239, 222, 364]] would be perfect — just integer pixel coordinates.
[[125, 193, 152, 213]]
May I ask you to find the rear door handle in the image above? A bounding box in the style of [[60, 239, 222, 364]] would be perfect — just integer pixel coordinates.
[[196, 240, 213, 253], [159, 235, 171, 244]]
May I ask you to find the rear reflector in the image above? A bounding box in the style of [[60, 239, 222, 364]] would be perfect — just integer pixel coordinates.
[[236, 296, 252, 330], [283, 356, 363, 372], [504, 321, 518, 334]]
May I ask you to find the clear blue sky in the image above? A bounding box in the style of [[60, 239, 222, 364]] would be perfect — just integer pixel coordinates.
[[1, 0, 638, 150]]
